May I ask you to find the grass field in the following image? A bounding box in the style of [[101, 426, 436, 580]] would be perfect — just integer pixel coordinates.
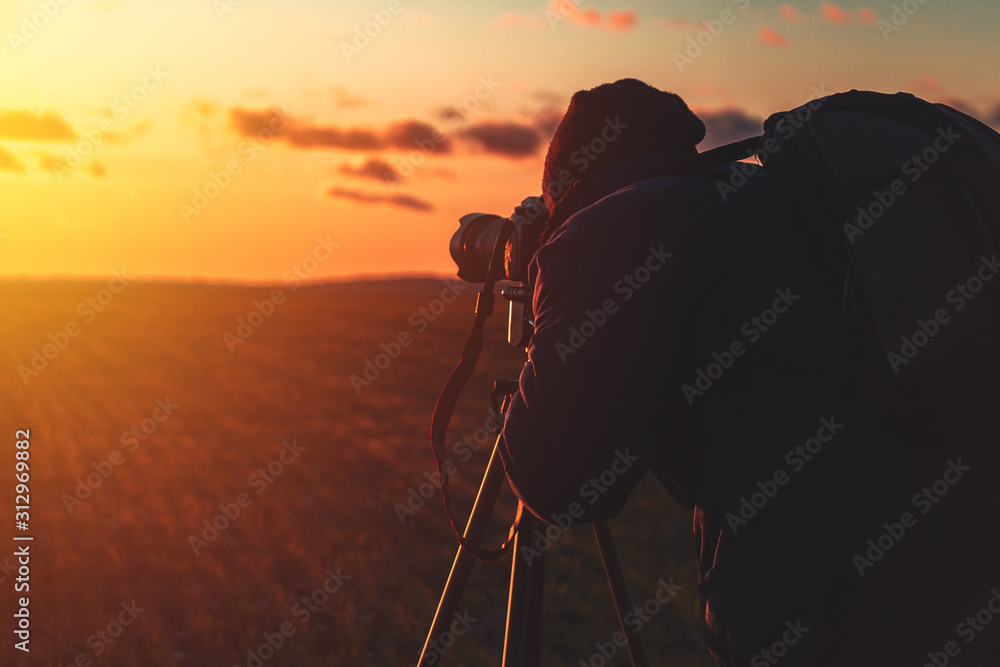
[[0, 279, 715, 667]]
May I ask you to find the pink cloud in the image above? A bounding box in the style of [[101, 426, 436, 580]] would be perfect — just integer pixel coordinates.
[[779, 4, 876, 25], [549, 0, 639, 32], [758, 25, 788, 47], [573, 7, 602, 26], [778, 4, 808, 23], [820, 2, 850, 23], [607, 10, 638, 31], [911, 75, 942, 93], [856, 7, 877, 24]]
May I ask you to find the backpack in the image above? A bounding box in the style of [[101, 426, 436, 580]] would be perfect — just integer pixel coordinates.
[[702, 90, 1000, 397]]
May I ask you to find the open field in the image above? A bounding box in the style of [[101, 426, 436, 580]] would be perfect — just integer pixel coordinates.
[[0, 279, 713, 666]]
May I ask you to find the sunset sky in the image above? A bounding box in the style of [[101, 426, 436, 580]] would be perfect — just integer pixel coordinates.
[[1, 0, 997, 283]]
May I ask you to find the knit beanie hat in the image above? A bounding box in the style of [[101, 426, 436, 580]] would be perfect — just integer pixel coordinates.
[[542, 78, 706, 214]]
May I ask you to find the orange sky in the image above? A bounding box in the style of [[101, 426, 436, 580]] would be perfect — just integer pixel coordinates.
[[1, 0, 997, 283]]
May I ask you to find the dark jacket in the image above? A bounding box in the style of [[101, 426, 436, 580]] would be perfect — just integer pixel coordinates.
[[497, 150, 1000, 665]]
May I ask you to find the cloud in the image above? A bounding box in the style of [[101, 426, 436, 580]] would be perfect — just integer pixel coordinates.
[[758, 25, 788, 46], [531, 88, 565, 107], [856, 7, 877, 24], [490, 12, 542, 30], [34, 151, 104, 179], [549, 0, 639, 32], [778, 4, 808, 23], [777, 4, 876, 25], [194, 100, 218, 117], [457, 121, 545, 158], [0, 146, 26, 173], [605, 10, 639, 30], [911, 76, 942, 93], [285, 124, 383, 150], [338, 157, 399, 182], [382, 120, 452, 153], [533, 107, 565, 138], [0, 109, 77, 142], [820, 2, 850, 23], [697, 108, 763, 151], [327, 187, 434, 212], [37, 152, 66, 175], [229, 108, 453, 153], [331, 85, 366, 109]]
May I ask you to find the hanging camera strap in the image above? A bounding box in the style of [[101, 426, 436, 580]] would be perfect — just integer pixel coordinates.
[[430, 219, 523, 562]]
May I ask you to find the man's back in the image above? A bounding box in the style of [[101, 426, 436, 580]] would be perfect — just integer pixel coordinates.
[[500, 155, 1000, 665]]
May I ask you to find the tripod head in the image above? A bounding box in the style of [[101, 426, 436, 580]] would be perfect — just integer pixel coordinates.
[[449, 195, 548, 350]]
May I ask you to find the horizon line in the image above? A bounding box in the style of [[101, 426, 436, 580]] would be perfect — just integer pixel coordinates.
[[0, 270, 463, 287]]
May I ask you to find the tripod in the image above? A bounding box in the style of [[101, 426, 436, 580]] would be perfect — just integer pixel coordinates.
[[417, 388, 652, 667]]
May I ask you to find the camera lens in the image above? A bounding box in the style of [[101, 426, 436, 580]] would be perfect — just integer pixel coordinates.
[[449, 213, 507, 283]]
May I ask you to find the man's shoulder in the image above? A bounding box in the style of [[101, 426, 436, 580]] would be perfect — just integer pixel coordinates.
[[555, 163, 781, 242]]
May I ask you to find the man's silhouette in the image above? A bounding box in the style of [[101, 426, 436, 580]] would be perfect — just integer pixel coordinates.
[[497, 78, 1000, 666]]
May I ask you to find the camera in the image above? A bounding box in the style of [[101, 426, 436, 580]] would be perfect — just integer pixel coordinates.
[[449, 196, 549, 347], [449, 196, 548, 284]]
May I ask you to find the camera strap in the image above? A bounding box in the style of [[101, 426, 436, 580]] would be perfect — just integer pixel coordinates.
[[430, 219, 522, 562]]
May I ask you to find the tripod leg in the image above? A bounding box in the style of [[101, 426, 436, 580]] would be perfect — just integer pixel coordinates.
[[417, 437, 509, 667], [593, 521, 652, 667], [503, 508, 544, 667]]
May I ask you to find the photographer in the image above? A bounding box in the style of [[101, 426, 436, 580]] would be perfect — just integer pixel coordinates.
[[496, 79, 999, 666]]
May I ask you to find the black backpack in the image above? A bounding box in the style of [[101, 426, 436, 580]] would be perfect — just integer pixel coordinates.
[[702, 90, 1000, 396]]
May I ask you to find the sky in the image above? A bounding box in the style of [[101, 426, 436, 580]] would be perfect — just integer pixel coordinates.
[[0, 0, 998, 283]]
